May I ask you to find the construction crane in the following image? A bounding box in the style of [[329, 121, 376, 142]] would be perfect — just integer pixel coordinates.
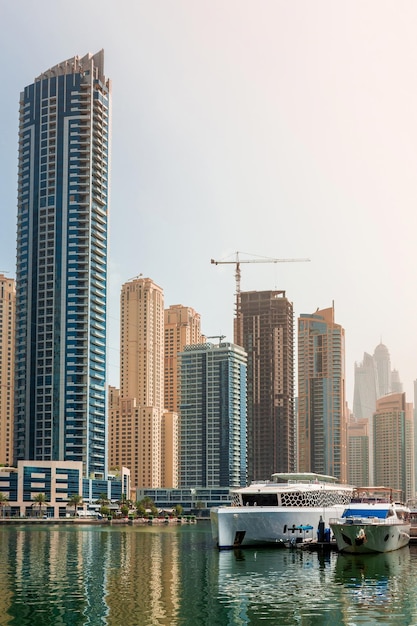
[[211, 252, 310, 296], [206, 335, 226, 344], [211, 251, 310, 344]]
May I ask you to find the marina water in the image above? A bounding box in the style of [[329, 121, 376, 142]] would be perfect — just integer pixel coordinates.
[[1, 521, 417, 625]]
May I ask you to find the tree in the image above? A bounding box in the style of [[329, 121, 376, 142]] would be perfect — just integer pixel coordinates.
[[174, 504, 183, 517], [136, 497, 157, 518], [33, 493, 47, 517], [68, 494, 83, 517], [117, 493, 133, 510], [0, 492, 9, 518], [195, 501, 205, 517], [96, 493, 110, 516]]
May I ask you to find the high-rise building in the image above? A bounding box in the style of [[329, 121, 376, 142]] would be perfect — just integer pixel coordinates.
[[298, 305, 347, 482], [239, 290, 294, 482], [109, 277, 173, 488], [164, 304, 203, 413], [352, 352, 378, 484], [353, 353, 378, 421], [373, 392, 414, 501], [414, 380, 417, 497], [178, 342, 247, 488], [352, 343, 404, 485], [373, 342, 392, 398], [120, 277, 164, 406], [347, 415, 369, 487], [14, 52, 110, 478], [391, 369, 403, 394], [0, 275, 15, 466]]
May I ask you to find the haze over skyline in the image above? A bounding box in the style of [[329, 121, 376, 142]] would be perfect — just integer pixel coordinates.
[[1, 1, 417, 405]]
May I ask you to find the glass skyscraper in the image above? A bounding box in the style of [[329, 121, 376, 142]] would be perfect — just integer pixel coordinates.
[[14, 51, 110, 478], [179, 342, 247, 488]]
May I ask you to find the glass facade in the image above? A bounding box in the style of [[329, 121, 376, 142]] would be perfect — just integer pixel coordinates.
[[14, 52, 110, 478], [179, 342, 247, 488]]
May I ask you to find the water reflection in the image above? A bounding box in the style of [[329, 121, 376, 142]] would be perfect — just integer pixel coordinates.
[[217, 545, 417, 625], [333, 548, 415, 625], [217, 547, 344, 625], [0, 525, 417, 625]]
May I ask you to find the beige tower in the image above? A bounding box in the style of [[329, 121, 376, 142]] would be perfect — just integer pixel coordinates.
[[347, 415, 369, 487], [164, 305, 202, 413], [0, 275, 15, 466], [109, 277, 165, 489], [120, 277, 164, 407], [298, 305, 347, 482], [373, 392, 414, 501]]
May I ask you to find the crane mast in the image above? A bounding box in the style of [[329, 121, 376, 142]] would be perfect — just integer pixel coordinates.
[[211, 251, 310, 345]]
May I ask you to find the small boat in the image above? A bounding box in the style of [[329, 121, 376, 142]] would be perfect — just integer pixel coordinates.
[[329, 487, 411, 554], [210, 472, 354, 549]]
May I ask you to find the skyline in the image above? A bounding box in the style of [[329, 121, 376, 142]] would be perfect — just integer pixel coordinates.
[[2, 2, 417, 405]]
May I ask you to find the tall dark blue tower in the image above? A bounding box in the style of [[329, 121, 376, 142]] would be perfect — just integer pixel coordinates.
[[14, 51, 110, 478]]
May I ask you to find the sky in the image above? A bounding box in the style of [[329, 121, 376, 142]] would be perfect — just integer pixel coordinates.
[[1, 1, 417, 404]]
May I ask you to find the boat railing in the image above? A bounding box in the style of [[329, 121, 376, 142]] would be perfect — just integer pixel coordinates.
[[329, 516, 403, 526], [351, 497, 391, 504]]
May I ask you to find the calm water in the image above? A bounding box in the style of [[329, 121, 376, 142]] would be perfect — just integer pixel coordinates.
[[0, 521, 417, 625]]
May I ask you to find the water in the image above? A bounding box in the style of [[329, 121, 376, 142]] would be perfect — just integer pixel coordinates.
[[0, 521, 416, 625]]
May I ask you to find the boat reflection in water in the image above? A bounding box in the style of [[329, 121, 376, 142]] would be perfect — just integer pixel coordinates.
[[216, 546, 342, 624], [216, 543, 416, 624], [334, 547, 412, 619]]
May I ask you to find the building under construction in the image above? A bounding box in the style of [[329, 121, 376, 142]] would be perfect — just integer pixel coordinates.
[[239, 290, 295, 482]]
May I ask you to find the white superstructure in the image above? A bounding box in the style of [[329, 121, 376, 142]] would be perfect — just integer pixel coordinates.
[[330, 491, 410, 554], [211, 473, 354, 549]]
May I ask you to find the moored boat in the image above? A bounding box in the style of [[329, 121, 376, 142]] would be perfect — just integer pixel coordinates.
[[329, 488, 411, 554], [210, 472, 354, 549]]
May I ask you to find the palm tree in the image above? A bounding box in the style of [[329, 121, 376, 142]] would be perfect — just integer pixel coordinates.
[[96, 493, 110, 516], [0, 492, 9, 518], [32, 493, 47, 518], [67, 494, 83, 517]]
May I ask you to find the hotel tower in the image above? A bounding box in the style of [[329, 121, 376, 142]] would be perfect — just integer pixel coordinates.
[[14, 52, 111, 478]]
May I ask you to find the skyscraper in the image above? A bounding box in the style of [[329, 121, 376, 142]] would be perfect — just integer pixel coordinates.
[[14, 52, 110, 478], [0, 275, 15, 467], [239, 290, 295, 482], [353, 353, 378, 421], [178, 341, 247, 488], [347, 415, 369, 487], [352, 352, 378, 485], [373, 392, 414, 501], [298, 305, 347, 482], [164, 304, 203, 414], [109, 277, 167, 488], [373, 342, 391, 398]]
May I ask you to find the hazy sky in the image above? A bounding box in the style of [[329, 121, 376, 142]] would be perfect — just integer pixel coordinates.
[[1, 1, 417, 403]]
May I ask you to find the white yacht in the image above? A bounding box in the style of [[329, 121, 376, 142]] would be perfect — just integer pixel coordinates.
[[329, 489, 411, 554], [211, 473, 354, 549]]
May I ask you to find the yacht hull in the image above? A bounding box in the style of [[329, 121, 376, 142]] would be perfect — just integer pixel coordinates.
[[330, 521, 410, 554], [211, 505, 346, 549]]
